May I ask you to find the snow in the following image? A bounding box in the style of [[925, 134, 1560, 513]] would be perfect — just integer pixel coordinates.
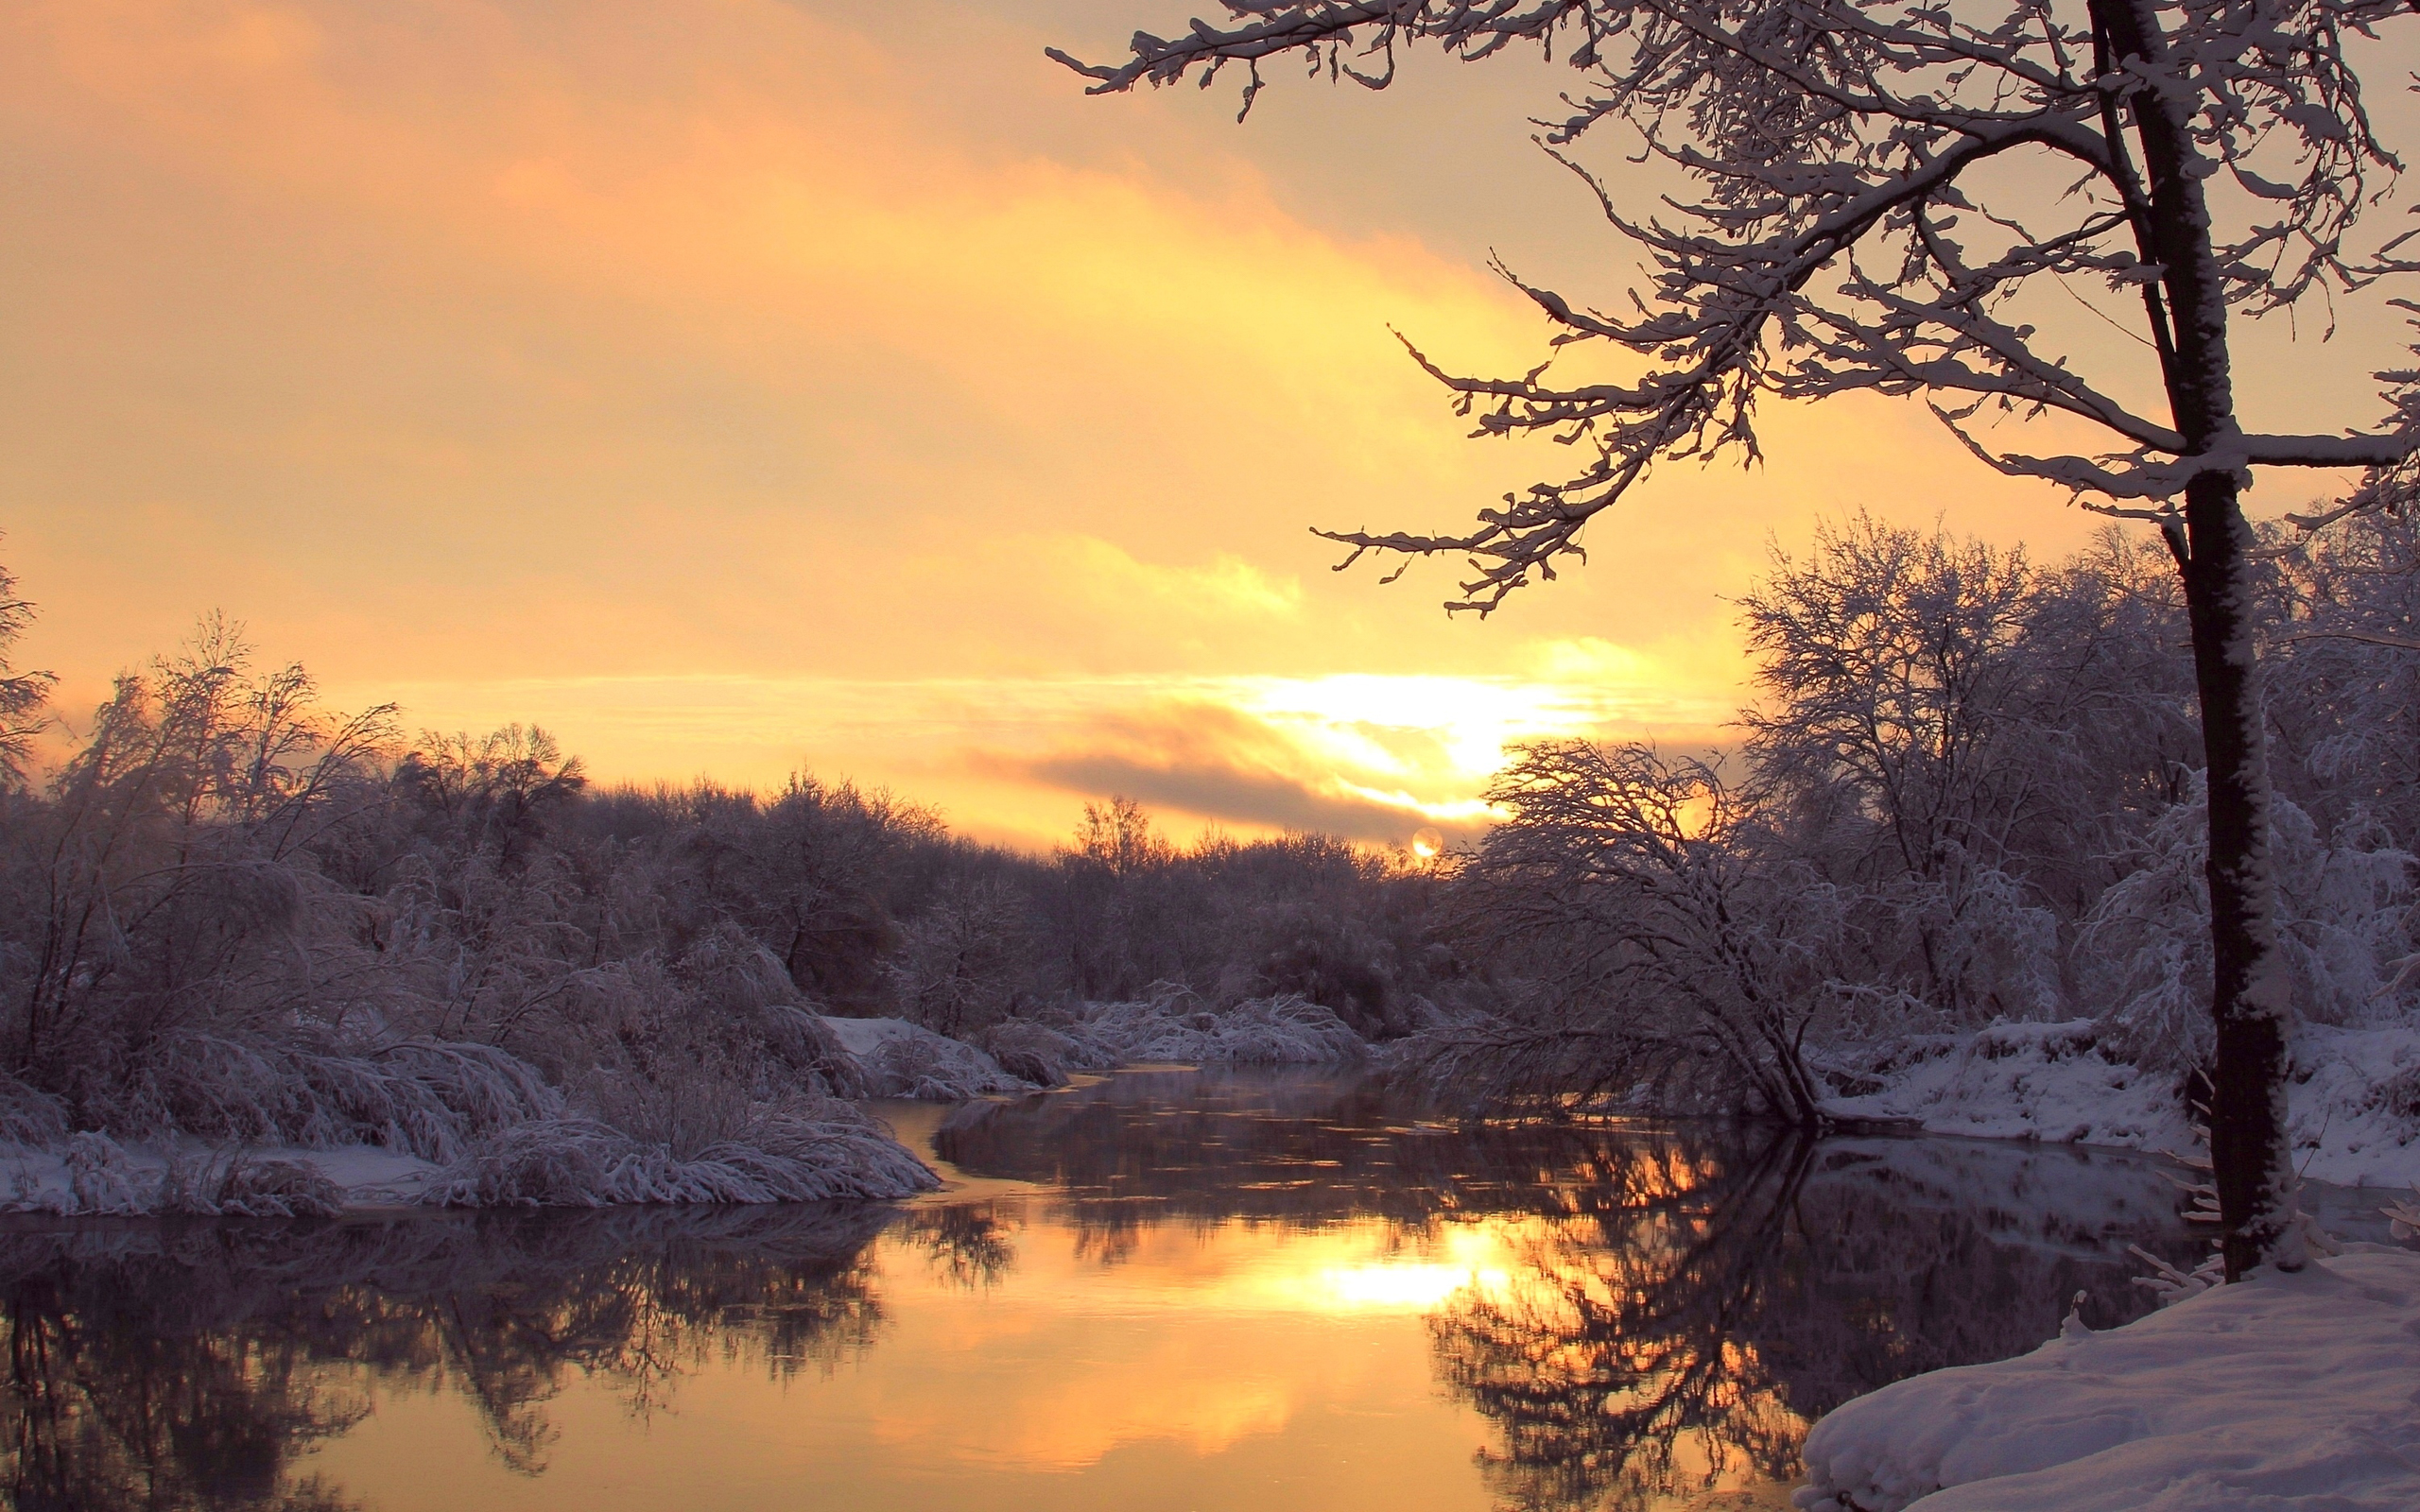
[[2272, 1024, 2420, 1189], [0, 1100, 938, 1213], [0, 999, 1374, 1213], [817, 993, 1367, 1102], [819, 1015, 1038, 1100], [2, 1136, 442, 1214], [1795, 1248, 2420, 1512], [1822, 1019, 2420, 1189], [1820, 1021, 2192, 1152], [1067, 989, 1368, 1067]]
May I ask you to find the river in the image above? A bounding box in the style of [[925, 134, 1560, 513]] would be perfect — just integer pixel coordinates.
[[0, 1067, 2231, 1511]]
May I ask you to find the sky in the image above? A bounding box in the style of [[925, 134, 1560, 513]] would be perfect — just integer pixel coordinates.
[[5, 0, 2415, 850]]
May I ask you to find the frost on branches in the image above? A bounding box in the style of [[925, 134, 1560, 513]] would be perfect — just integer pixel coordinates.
[[1061, 0, 2418, 586]]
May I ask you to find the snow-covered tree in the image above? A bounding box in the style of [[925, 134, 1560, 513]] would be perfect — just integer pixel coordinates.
[[0, 552, 55, 787], [1059, 0, 2420, 1277], [1444, 741, 1845, 1120]]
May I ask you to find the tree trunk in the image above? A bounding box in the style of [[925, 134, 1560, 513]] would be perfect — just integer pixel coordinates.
[[2095, 0, 2303, 1278], [2178, 470, 2303, 1280]]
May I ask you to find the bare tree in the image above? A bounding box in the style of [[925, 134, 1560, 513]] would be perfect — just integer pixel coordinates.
[[1070, 795, 1175, 877], [1445, 741, 1841, 1121], [1740, 517, 2038, 884], [889, 875, 1032, 1038], [1058, 0, 2420, 1276]]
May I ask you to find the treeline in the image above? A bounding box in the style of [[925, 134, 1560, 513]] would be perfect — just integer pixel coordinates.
[[0, 584, 1453, 1183], [1435, 508, 2420, 1121], [2, 501, 2412, 1163]]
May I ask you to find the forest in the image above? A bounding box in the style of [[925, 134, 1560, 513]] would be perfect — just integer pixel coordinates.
[[0, 502, 2413, 1213]]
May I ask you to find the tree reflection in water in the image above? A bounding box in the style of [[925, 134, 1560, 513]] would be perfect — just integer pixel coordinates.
[[0, 1204, 891, 1510], [0, 1073, 2203, 1512], [1430, 1130, 2204, 1511], [946, 1072, 2204, 1512]]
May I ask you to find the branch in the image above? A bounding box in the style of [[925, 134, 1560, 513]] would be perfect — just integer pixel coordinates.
[[2266, 627, 2420, 652]]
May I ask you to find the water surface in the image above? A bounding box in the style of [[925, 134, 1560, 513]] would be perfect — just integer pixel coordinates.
[[0, 1070, 2213, 1511]]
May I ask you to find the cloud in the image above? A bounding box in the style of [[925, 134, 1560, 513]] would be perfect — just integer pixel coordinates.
[[978, 679, 1730, 847], [1, 0, 1577, 695], [990, 707, 1464, 846]]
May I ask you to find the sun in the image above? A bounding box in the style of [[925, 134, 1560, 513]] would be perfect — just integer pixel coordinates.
[[1409, 827, 1444, 860]]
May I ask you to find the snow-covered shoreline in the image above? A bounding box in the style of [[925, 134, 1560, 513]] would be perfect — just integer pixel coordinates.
[[0, 990, 1369, 1217], [1821, 1019, 2420, 1190], [20, 990, 2417, 1227], [1796, 1247, 2420, 1512]]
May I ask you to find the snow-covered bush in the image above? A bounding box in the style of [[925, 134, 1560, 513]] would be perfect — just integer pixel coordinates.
[[428, 1098, 936, 1207], [973, 1017, 1109, 1086], [2083, 773, 2420, 1070], [61, 1133, 147, 1215], [1071, 986, 1366, 1067], [162, 1152, 347, 1218], [98, 1033, 562, 1164], [0, 1074, 66, 1147], [821, 1016, 1037, 1101], [14, 1136, 351, 1218]]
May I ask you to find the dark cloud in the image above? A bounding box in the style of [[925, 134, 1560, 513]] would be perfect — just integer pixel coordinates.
[[967, 699, 1486, 848]]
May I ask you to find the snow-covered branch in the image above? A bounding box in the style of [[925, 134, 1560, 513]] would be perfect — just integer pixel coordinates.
[[1061, 0, 2419, 610]]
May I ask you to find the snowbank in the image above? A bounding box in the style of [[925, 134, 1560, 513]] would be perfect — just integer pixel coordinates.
[[820, 1016, 1037, 1100], [820, 991, 1368, 1096], [1795, 1248, 2420, 1512], [1820, 1020, 2189, 1150], [0, 1100, 940, 1214], [2273, 1023, 2420, 1188], [3, 1135, 435, 1215], [818, 995, 1369, 1095], [1823, 1019, 2420, 1189], [0, 996, 1378, 1213]]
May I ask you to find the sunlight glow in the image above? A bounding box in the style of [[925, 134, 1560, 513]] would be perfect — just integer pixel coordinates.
[[1304, 1261, 1512, 1311], [360, 661, 1737, 848]]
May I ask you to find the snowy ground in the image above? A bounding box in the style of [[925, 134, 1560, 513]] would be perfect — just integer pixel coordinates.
[[1821, 1020, 2420, 1189], [1796, 1246, 2420, 1512]]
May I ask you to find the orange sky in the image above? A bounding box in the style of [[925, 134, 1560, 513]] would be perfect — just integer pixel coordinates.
[[6, 0, 2412, 849]]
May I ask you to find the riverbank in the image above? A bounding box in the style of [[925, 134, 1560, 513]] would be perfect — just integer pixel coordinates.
[[1796, 1246, 2420, 1511], [0, 990, 1367, 1215], [1817, 1019, 2420, 1190]]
